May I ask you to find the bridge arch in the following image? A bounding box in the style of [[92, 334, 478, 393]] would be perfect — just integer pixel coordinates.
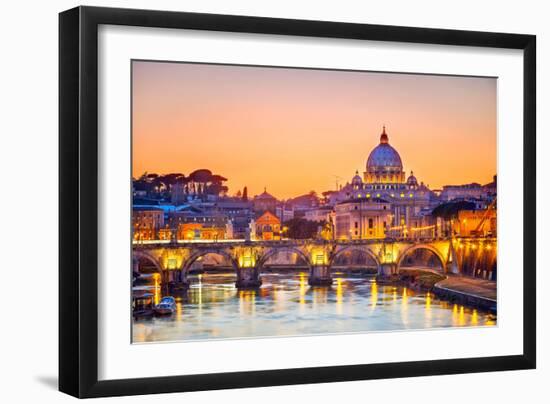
[[329, 245, 381, 269], [257, 246, 312, 270], [396, 244, 447, 273], [133, 250, 162, 273], [182, 248, 239, 272]]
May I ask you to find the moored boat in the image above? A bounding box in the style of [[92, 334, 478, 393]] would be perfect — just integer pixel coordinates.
[[132, 292, 155, 318], [154, 296, 176, 315]]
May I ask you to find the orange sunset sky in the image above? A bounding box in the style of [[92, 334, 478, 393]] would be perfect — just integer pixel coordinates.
[[132, 61, 496, 200]]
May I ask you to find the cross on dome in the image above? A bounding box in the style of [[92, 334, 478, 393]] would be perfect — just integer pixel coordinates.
[[380, 125, 389, 144]]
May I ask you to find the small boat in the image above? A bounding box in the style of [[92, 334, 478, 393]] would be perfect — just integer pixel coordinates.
[[133, 292, 155, 318], [154, 296, 176, 315]]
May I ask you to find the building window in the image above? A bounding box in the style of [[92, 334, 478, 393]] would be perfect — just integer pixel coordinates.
[[368, 218, 373, 229], [354, 222, 358, 228]]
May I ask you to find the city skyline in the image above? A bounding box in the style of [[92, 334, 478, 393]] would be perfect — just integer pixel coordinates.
[[132, 61, 496, 199]]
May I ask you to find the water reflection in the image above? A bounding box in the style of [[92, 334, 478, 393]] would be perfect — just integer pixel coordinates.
[[153, 273, 160, 305], [133, 270, 497, 343], [459, 305, 466, 326], [336, 278, 343, 315], [299, 272, 307, 303], [370, 280, 378, 312], [239, 290, 256, 317], [400, 287, 409, 328], [425, 292, 432, 329]]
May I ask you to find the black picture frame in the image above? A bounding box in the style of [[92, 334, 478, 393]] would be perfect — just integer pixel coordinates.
[[59, 5, 536, 398]]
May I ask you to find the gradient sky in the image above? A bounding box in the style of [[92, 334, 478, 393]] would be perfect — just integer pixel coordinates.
[[132, 61, 496, 199]]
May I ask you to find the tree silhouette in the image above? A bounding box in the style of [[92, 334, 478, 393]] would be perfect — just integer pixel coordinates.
[[284, 218, 324, 239]]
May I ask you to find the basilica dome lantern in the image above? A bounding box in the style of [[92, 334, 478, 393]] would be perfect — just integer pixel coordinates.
[[364, 126, 405, 184]]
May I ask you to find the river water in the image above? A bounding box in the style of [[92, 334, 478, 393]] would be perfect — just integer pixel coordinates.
[[132, 270, 496, 343]]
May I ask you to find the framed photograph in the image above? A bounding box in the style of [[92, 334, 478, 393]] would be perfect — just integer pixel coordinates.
[[59, 6, 536, 398]]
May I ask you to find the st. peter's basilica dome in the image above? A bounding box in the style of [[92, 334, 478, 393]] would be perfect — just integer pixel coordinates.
[[366, 126, 403, 172]]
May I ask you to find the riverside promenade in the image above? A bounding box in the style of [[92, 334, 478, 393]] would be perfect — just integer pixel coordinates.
[[433, 276, 497, 313]]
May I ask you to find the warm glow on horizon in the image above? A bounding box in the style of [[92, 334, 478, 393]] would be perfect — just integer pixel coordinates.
[[132, 61, 496, 199]]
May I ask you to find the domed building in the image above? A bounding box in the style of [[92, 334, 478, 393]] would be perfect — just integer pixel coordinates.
[[364, 126, 406, 184], [407, 171, 419, 189], [331, 126, 436, 240], [351, 170, 363, 188]]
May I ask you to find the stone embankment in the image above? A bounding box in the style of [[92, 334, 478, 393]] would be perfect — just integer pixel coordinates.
[[397, 268, 497, 313], [433, 277, 497, 313]]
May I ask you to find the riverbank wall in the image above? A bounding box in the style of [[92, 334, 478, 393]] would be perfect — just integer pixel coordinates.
[[395, 269, 497, 313], [433, 283, 497, 313]]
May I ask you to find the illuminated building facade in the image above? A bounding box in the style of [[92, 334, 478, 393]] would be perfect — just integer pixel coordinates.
[[333, 127, 435, 238], [454, 208, 497, 237], [440, 180, 496, 202], [334, 198, 392, 240], [177, 222, 226, 240], [132, 207, 165, 241], [255, 211, 281, 240], [169, 210, 227, 240]]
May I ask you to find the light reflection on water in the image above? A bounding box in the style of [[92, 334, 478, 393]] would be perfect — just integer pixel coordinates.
[[132, 270, 496, 343]]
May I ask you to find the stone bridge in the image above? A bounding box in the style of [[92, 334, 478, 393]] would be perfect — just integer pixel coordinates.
[[133, 237, 496, 288]]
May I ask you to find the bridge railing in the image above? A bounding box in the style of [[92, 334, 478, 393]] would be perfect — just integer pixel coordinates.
[[132, 236, 462, 249]]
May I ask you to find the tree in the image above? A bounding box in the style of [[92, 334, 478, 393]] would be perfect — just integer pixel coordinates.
[[284, 218, 324, 240], [431, 201, 476, 220], [242, 186, 248, 201]]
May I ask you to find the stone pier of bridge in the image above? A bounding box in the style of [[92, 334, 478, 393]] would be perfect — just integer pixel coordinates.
[[235, 266, 262, 288], [377, 263, 398, 278], [308, 264, 332, 286]]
